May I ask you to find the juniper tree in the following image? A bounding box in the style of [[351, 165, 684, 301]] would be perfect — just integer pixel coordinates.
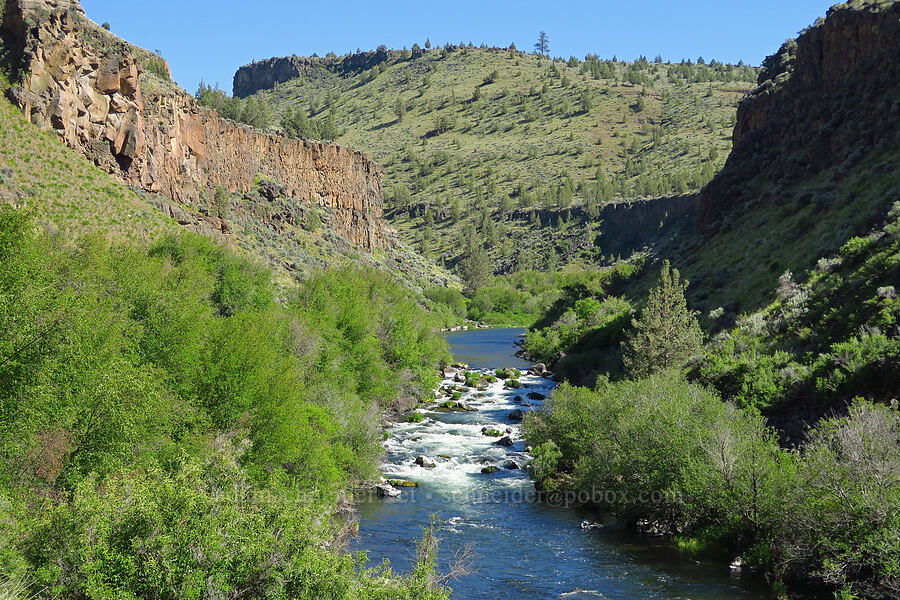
[[623, 260, 703, 377], [534, 31, 549, 56]]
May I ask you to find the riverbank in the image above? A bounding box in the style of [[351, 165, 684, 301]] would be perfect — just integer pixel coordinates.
[[352, 328, 772, 599]]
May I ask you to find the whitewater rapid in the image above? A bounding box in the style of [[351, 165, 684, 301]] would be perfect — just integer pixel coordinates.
[[380, 369, 554, 496]]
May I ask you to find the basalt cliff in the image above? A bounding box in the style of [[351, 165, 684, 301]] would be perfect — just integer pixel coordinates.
[[699, 0, 900, 232], [0, 0, 387, 251], [233, 49, 395, 98]]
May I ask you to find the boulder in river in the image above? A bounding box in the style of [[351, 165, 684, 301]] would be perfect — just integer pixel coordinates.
[[503, 460, 520, 470], [527, 392, 546, 401], [580, 520, 603, 530], [454, 372, 467, 383], [480, 465, 500, 474], [508, 409, 524, 421], [495, 435, 514, 447], [513, 395, 524, 404], [481, 427, 503, 437], [529, 363, 547, 375], [442, 367, 458, 378], [376, 484, 401, 498], [415, 455, 436, 468]]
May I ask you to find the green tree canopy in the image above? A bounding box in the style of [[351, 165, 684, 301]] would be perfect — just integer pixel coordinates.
[[623, 260, 702, 377]]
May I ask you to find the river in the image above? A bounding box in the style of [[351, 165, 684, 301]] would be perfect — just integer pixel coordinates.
[[352, 327, 770, 599]]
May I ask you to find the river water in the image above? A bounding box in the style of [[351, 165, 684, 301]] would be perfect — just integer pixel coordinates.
[[352, 327, 769, 599]]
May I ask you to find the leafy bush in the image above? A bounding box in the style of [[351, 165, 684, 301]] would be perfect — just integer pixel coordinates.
[[0, 208, 451, 598], [523, 372, 900, 597]]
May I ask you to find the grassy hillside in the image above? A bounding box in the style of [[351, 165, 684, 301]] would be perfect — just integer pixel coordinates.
[[232, 47, 757, 270], [0, 78, 180, 243], [0, 75, 452, 296]]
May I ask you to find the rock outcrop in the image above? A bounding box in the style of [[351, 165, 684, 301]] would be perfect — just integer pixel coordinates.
[[700, 0, 900, 230], [1, 0, 387, 250], [233, 49, 391, 98]]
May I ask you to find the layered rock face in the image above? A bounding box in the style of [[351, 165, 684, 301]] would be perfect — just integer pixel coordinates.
[[700, 0, 900, 230], [233, 49, 390, 98], [1, 0, 386, 250]]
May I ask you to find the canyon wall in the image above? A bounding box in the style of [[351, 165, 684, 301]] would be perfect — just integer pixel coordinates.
[[233, 49, 392, 98], [1, 0, 387, 250], [700, 0, 900, 230]]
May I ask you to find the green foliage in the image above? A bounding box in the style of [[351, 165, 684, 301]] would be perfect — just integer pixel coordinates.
[[213, 184, 229, 218], [696, 209, 900, 411], [622, 260, 702, 378], [196, 83, 271, 130], [516, 262, 640, 381], [459, 240, 491, 296], [524, 375, 900, 597], [139, 52, 170, 82], [0, 208, 451, 597], [258, 46, 753, 271]]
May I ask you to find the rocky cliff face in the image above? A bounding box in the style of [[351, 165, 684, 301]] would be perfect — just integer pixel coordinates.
[[700, 0, 900, 230], [233, 49, 391, 98], [1, 0, 387, 250]]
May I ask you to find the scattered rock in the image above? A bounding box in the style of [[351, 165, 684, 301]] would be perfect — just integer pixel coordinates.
[[527, 392, 546, 401], [481, 427, 502, 437], [414, 456, 436, 469], [580, 520, 604, 531], [529, 363, 547, 375], [508, 409, 524, 421], [376, 484, 400, 498], [503, 460, 520, 470], [442, 367, 458, 378], [495, 436, 514, 447], [480, 465, 500, 474]]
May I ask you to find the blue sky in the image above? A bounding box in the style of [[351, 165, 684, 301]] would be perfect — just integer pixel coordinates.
[[81, 0, 836, 96]]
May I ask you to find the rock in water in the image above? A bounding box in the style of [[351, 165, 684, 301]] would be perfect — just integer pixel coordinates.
[[508, 409, 524, 421], [414, 455, 436, 468], [480, 465, 500, 474], [503, 460, 520, 470], [529, 363, 547, 375], [580, 520, 603, 530], [527, 392, 546, 401], [375, 484, 400, 498], [495, 436, 514, 447]]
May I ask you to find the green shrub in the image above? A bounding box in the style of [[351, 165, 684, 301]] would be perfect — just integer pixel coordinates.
[[524, 370, 900, 597], [0, 207, 452, 597]]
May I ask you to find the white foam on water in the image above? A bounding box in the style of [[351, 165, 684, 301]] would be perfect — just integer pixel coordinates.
[[381, 368, 556, 493]]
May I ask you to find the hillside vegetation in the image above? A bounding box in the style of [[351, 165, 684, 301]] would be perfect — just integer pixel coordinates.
[[520, 3, 900, 596], [0, 207, 453, 598], [218, 47, 756, 270], [0, 77, 179, 243]]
